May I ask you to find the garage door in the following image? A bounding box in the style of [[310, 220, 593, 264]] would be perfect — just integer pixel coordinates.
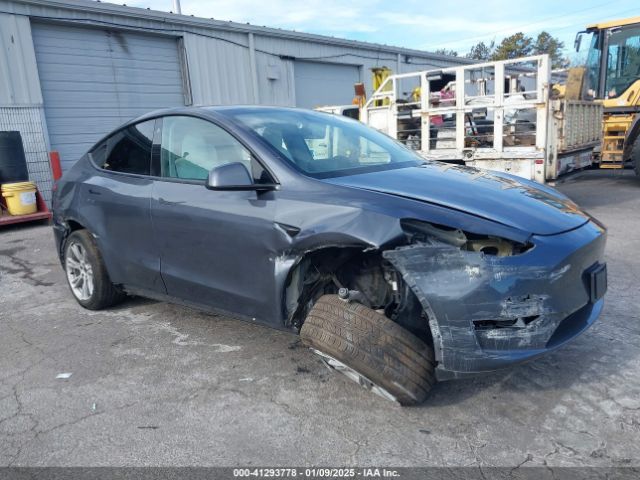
[[32, 23, 186, 170], [294, 61, 360, 109]]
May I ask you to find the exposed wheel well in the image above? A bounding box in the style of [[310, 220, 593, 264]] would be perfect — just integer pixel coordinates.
[[285, 246, 433, 346], [57, 219, 87, 262], [67, 220, 85, 232]]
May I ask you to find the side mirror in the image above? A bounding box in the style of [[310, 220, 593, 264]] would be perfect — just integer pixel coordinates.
[[206, 162, 278, 191], [574, 32, 584, 52]]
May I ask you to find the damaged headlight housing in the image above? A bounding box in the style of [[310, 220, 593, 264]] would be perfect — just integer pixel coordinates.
[[400, 219, 532, 257]]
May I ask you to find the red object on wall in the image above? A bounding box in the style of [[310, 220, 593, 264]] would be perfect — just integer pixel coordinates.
[[49, 151, 62, 180]]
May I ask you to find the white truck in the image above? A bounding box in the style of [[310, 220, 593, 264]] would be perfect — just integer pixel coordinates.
[[357, 55, 602, 183]]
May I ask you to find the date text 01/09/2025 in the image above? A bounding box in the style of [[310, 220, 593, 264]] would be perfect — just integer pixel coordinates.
[[232, 468, 401, 478]]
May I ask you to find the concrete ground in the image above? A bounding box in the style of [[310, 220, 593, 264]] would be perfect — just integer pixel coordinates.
[[0, 169, 639, 467]]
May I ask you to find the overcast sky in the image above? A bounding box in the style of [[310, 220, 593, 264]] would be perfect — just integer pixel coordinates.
[[122, 0, 638, 56]]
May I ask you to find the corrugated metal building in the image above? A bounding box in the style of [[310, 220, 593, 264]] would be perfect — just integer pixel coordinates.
[[0, 0, 468, 203]]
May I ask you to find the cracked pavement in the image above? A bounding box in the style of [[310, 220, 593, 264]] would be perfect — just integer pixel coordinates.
[[0, 170, 639, 467]]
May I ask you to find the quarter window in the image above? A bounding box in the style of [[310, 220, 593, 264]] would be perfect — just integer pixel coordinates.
[[159, 116, 270, 183], [97, 120, 155, 175]]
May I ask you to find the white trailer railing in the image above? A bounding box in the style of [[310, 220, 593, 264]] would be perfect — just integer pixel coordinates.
[[360, 55, 601, 183]]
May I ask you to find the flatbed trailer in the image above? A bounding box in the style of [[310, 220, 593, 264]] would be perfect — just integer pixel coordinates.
[[360, 55, 602, 183]]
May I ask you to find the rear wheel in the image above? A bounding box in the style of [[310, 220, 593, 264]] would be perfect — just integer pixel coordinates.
[[300, 294, 436, 405], [64, 230, 125, 310]]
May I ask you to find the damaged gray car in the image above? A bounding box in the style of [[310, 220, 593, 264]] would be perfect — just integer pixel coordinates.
[[52, 106, 607, 405]]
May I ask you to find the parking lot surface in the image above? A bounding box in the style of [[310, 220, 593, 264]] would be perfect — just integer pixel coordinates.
[[1, 170, 639, 467]]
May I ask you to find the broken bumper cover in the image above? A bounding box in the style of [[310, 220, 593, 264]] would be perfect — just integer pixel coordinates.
[[383, 220, 607, 381]]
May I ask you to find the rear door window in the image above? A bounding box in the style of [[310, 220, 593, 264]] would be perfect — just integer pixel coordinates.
[[94, 120, 155, 175]]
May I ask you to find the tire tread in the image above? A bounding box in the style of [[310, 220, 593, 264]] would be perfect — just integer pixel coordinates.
[[301, 294, 435, 405]]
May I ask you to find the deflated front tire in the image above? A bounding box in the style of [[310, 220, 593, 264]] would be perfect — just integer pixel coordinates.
[[300, 294, 436, 405]]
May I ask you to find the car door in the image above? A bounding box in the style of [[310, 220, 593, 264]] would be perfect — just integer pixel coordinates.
[[83, 119, 164, 293], [149, 115, 280, 323]]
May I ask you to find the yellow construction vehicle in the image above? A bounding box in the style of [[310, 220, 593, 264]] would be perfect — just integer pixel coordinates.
[[575, 16, 640, 174]]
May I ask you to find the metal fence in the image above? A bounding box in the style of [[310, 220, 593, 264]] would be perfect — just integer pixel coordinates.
[[0, 106, 53, 205]]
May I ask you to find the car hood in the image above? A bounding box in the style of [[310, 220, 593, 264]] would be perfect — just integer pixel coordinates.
[[324, 163, 590, 235]]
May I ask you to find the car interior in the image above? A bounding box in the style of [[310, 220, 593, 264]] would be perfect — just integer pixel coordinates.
[[161, 118, 253, 181]]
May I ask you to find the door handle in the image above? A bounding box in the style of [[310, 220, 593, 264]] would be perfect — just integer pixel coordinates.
[[88, 188, 101, 195], [158, 197, 185, 205]]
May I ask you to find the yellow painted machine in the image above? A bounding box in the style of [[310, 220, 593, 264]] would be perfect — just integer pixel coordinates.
[[576, 16, 640, 174]]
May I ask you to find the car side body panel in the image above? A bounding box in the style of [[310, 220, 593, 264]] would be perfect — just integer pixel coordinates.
[[150, 181, 281, 322], [53, 156, 164, 293]]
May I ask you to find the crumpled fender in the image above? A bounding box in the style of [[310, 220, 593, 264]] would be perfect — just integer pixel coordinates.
[[383, 221, 606, 379]]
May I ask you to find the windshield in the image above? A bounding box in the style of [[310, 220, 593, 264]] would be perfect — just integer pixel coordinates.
[[229, 109, 422, 178], [604, 25, 640, 99], [581, 25, 640, 100]]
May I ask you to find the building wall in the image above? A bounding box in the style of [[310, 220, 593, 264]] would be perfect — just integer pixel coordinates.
[[0, 12, 52, 202], [182, 32, 255, 105], [0, 0, 470, 111], [0, 0, 469, 205], [31, 22, 187, 171], [294, 61, 361, 108], [255, 52, 295, 106], [0, 13, 42, 105], [0, 107, 52, 202]]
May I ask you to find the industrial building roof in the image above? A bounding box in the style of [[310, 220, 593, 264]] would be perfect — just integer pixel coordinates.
[[5, 0, 470, 64]]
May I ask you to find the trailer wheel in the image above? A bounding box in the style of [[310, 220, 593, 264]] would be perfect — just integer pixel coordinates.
[[300, 294, 436, 405]]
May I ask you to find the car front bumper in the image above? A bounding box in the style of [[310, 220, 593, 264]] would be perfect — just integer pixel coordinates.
[[383, 220, 607, 380]]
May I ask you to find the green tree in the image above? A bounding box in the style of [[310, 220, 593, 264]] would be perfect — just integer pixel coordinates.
[[434, 48, 459, 57], [533, 31, 568, 68], [457, 31, 568, 66], [466, 41, 495, 61], [492, 32, 533, 60]]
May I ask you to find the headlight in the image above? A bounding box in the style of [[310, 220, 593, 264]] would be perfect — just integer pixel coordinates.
[[400, 219, 532, 257]]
